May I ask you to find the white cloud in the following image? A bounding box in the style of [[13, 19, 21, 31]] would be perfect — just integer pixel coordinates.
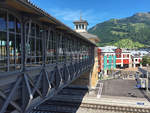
[[50, 8, 80, 21], [48, 8, 109, 28]]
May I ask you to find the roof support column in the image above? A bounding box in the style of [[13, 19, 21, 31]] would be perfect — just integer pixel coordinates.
[[21, 16, 28, 111]]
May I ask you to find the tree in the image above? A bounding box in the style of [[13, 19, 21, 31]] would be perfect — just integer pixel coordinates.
[[142, 55, 150, 66]]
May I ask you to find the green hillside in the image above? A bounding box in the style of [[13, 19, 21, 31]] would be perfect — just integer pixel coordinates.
[[114, 39, 144, 49], [88, 12, 150, 48]]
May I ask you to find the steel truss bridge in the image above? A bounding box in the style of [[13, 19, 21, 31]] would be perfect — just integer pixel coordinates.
[[0, 0, 96, 112]]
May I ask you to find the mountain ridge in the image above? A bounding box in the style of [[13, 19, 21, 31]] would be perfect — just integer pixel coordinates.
[[88, 12, 150, 48]]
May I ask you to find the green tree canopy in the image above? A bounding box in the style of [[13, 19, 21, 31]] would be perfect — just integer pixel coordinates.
[[113, 39, 145, 49], [142, 55, 150, 66]]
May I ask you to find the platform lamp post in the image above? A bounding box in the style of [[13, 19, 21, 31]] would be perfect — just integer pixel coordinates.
[[146, 64, 149, 93]]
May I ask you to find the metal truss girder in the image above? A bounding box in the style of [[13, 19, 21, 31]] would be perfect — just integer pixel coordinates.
[[68, 65, 74, 80], [24, 74, 33, 100], [54, 71, 60, 89], [56, 66, 63, 84], [23, 74, 33, 111], [60, 68, 65, 82], [27, 74, 42, 97], [0, 77, 22, 113], [65, 64, 71, 82], [62, 66, 68, 82], [72, 63, 76, 74], [0, 90, 22, 112], [71, 63, 76, 79], [42, 69, 51, 97], [77, 63, 81, 76], [53, 66, 63, 89], [74, 63, 78, 77], [44, 70, 52, 97], [49, 70, 56, 88], [47, 66, 63, 90]]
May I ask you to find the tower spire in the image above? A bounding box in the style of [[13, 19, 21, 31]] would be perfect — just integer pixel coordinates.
[[73, 12, 88, 32], [80, 11, 82, 21]]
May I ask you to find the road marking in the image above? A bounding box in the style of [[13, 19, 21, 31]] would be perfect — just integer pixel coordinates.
[[97, 83, 103, 99]]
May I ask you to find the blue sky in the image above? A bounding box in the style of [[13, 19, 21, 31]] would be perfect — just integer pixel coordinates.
[[31, 0, 150, 29]]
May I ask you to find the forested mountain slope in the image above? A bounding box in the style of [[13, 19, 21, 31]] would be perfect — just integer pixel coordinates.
[[88, 12, 150, 48]]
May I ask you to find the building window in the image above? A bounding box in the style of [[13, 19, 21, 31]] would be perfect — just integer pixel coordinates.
[[25, 22, 42, 66], [46, 30, 56, 64], [82, 24, 84, 29], [85, 25, 87, 30], [67, 38, 72, 61], [0, 10, 22, 72], [61, 35, 66, 62], [76, 25, 78, 30], [79, 24, 81, 29], [139, 59, 141, 62], [0, 10, 7, 31], [57, 33, 65, 62], [74, 39, 79, 61]]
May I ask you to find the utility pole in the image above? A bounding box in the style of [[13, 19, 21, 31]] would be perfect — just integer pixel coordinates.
[[146, 64, 149, 93]]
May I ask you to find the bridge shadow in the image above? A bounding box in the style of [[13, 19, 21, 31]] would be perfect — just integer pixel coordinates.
[[32, 86, 89, 113]]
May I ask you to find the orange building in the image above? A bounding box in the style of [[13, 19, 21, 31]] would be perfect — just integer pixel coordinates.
[[97, 47, 135, 75]]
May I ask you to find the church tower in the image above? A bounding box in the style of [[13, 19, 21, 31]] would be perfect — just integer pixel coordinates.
[[73, 15, 100, 44], [73, 15, 88, 33]]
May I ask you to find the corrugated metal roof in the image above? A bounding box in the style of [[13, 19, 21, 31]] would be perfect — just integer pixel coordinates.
[[73, 20, 88, 24], [79, 32, 100, 40]]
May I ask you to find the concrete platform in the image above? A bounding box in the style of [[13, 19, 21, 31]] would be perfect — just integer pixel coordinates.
[[51, 79, 150, 109], [95, 79, 149, 98]]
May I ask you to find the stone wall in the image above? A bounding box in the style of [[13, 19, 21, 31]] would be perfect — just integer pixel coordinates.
[[90, 56, 99, 89]]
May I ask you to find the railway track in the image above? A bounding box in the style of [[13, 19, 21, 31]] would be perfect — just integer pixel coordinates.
[[30, 100, 150, 113], [80, 103, 150, 113], [30, 101, 81, 113]]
